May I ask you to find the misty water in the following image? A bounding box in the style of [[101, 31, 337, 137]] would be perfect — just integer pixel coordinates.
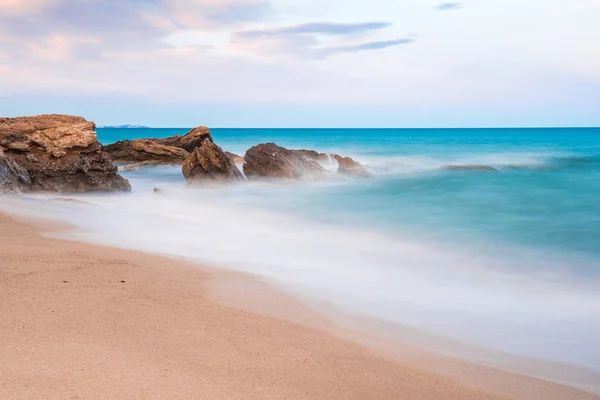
[[2, 127, 599, 380]]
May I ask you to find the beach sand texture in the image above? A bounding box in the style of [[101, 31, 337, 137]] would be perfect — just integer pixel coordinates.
[[1, 212, 597, 400]]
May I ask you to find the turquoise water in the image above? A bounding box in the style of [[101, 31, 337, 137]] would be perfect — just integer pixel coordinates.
[[5, 127, 597, 375], [99, 127, 600, 262]]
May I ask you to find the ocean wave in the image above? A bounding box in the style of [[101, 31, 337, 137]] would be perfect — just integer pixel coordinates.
[[342, 152, 598, 176], [114, 151, 598, 179], [2, 182, 600, 371]]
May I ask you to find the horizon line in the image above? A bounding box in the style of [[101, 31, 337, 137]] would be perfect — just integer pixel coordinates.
[[97, 126, 600, 130]]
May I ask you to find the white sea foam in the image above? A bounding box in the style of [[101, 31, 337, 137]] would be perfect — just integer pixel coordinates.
[[1, 173, 599, 376], [349, 151, 565, 176]]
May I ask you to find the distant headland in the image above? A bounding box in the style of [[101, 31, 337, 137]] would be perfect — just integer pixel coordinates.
[[97, 124, 150, 129]]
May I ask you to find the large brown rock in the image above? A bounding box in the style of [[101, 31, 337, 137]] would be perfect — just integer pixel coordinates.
[[182, 140, 243, 183], [103, 126, 216, 167], [157, 126, 212, 153], [0, 147, 31, 193], [103, 139, 189, 165], [334, 154, 371, 177], [243, 143, 328, 180], [0, 115, 131, 193]]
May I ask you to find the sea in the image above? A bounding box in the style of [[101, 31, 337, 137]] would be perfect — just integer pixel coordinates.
[[2, 127, 600, 382]]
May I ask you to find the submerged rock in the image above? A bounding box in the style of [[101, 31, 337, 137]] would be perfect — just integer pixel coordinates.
[[333, 154, 371, 178], [442, 164, 498, 171], [52, 197, 92, 205], [104, 139, 189, 165], [0, 147, 31, 193], [243, 143, 328, 180], [119, 163, 141, 172], [0, 115, 130, 193], [157, 126, 212, 153], [182, 140, 244, 183]]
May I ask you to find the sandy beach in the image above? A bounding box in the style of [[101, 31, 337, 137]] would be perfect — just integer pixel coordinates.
[[0, 211, 598, 400]]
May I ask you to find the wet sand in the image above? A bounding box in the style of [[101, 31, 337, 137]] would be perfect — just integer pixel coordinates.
[[0, 212, 597, 400]]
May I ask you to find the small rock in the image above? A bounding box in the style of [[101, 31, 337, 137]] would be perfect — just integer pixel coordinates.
[[243, 143, 328, 180], [182, 141, 244, 183], [120, 164, 141, 172], [52, 197, 91, 205], [334, 154, 371, 178], [225, 151, 244, 165], [291, 149, 331, 163]]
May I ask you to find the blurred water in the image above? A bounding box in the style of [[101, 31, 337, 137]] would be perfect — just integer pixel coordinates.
[[3, 127, 599, 373], [99, 127, 600, 258]]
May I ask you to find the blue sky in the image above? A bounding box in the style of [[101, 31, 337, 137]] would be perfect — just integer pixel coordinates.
[[0, 0, 599, 127]]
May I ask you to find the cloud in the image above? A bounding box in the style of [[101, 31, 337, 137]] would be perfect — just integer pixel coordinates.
[[164, 0, 273, 29], [0, 0, 51, 15], [320, 38, 415, 56], [235, 22, 392, 39], [434, 2, 463, 10], [231, 21, 410, 59]]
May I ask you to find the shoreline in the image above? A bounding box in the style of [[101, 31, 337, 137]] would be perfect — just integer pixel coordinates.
[[1, 209, 599, 399]]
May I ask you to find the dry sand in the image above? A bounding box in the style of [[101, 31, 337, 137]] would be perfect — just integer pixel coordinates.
[[0, 212, 598, 400]]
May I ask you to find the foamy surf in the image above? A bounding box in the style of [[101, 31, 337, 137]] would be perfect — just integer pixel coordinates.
[[3, 126, 600, 391], [1, 172, 599, 378]]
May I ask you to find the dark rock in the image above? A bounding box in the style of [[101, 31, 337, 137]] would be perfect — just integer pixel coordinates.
[[225, 151, 244, 165], [0, 147, 31, 193], [26, 153, 39, 163], [104, 126, 216, 167], [243, 143, 328, 180], [104, 139, 189, 165], [442, 164, 498, 171], [182, 140, 244, 183], [120, 163, 142, 172], [0, 115, 130, 193], [291, 149, 331, 163], [334, 154, 371, 178], [53, 197, 91, 204], [157, 126, 212, 153]]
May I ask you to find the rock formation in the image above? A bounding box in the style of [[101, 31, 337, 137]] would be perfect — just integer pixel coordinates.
[[103, 126, 216, 167], [182, 140, 243, 183], [291, 149, 331, 163], [0, 147, 31, 193], [225, 151, 244, 165], [333, 154, 371, 177], [0, 115, 131, 192], [104, 139, 189, 165], [157, 126, 212, 153], [243, 143, 328, 180]]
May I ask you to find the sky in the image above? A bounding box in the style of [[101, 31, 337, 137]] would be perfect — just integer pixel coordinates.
[[0, 0, 599, 127]]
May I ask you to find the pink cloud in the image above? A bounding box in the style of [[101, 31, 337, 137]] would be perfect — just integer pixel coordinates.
[[25, 33, 100, 63], [0, 0, 55, 14], [163, 0, 271, 30]]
